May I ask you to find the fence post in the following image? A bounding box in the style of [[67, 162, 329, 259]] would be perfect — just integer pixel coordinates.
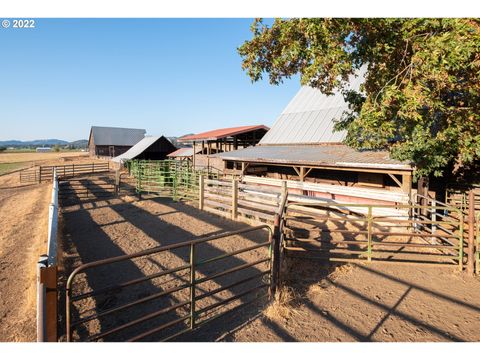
[[232, 178, 238, 220], [39, 166, 42, 184], [115, 169, 120, 195], [459, 211, 464, 272], [270, 214, 282, 299], [199, 175, 204, 210], [431, 199, 437, 242], [189, 243, 196, 330], [367, 206, 372, 262], [36, 255, 48, 342], [467, 190, 475, 275]]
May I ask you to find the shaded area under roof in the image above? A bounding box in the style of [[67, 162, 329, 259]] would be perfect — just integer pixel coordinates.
[[259, 67, 366, 145], [179, 125, 269, 142], [216, 145, 412, 171], [111, 136, 174, 163], [89, 126, 146, 146]]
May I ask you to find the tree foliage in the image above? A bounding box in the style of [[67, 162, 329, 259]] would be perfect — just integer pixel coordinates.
[[238, 18, 480, 179]]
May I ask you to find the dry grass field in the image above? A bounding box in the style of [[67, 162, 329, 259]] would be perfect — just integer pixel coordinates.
[[0, 151, 88, 165]]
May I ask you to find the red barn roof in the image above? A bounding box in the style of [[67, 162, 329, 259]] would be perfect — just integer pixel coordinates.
[[179, 125, 269, 142]]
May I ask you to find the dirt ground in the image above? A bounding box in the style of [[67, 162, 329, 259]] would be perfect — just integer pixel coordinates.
[[0, 155, 101, 342], [231, 260, 480, 342], [59, 192, 271, 342], [58, 188, 480, 342]]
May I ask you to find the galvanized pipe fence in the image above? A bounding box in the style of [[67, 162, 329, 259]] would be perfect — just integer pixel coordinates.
[[37, 169, 59, 342], [66, 225, 274, 342]]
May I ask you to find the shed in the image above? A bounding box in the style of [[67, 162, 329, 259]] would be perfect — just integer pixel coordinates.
[[216, 69, 414, 203], [88, 126, 146, 158], [167, 147, 195, 161], [111, 136, 177, 164]]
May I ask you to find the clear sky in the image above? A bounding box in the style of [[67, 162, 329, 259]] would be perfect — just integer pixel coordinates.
[[0, 18, 300, 141]]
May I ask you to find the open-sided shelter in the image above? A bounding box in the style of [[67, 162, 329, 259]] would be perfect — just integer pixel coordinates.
[[178, 125, 269, 170]]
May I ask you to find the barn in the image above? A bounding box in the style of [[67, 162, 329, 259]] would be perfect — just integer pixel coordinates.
[[216, 76, 414, 207], [111, 136, 177, 164], [88, 126, 146, 158]]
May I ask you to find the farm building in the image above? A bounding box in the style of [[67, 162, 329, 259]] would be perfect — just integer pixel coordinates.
[[111, 136, 177, 164], [216, 76, 414, 207], [178, 125, 269, 171], [36, 147, 52, 153], [167, 147, 196, 162], [88, 126, 146, 158]]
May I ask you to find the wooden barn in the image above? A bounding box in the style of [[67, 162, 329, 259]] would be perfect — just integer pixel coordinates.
[[216, 75, 414, 207], [178, 125, 269, 171], [111, 136, 177, 164], [88, 126, 146, 158]]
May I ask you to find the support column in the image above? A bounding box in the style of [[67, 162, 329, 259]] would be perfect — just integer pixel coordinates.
[[467, 190, 475, 275]]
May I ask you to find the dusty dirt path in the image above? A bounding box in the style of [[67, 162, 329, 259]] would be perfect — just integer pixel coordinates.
[[0, 172, 51, 341], [231, 260, 480, 342]]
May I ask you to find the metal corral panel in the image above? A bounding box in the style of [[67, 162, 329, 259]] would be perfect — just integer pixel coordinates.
[[259, 67, 366, 145], [90, 126, 146, 146], [217, 144, 412, 171]]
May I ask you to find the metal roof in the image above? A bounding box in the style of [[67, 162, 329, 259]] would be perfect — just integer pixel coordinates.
[[179, 125, 269, 142], [111, 136, 162, 163], [216, 144, 412, 171], [259, 67, 366, 145], [89, 126, 146, 146], [167, 148, 195, 158]]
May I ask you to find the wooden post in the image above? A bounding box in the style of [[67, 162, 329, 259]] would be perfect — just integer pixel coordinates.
[[467, 190, 475, 275], [115, 169, 120, 195], [232, 178, 238, 220], [367, 206, 373, 262], [270, 214, 282, 298], [199, 175, 204, 210], [39, 166, 42, 184], [431, 199, 437, 243]]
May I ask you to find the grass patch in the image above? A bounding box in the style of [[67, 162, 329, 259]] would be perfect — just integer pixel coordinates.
[[0, 163, 28, 175]]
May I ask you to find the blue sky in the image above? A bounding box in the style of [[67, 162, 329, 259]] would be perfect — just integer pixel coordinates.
[[0, 18, 299, 141]]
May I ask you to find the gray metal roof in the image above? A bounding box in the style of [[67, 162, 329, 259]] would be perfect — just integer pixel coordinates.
[[259, 67, 366, 145], [90, 126, 146, 146], [216, 145, 412, 171], [111, 136, 162, 163]]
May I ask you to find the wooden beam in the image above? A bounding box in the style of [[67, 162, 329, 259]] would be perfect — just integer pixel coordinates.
[[241, 162, 250, 175], [292, 166, 301, 178], [387, 173, 403, 188], [304, 167, 313, 178], [402, 173, 412, 195]]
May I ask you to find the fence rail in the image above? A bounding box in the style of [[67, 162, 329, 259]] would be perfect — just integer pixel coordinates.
[[21, 162, 110, 183], [66, 225, 273, 342], [281, 200, 465, 268], [37, 169, 59, 342]]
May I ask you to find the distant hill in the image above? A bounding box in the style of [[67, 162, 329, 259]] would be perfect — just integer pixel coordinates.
[[0, 139, 88, 149]]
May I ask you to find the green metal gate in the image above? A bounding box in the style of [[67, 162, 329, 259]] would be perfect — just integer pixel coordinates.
[[127, 160, 219, 201]]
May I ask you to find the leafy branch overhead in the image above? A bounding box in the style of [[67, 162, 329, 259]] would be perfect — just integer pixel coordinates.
[[238, 18, 480, 178]]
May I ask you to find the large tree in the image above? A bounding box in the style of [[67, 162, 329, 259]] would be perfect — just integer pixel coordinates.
[[238, 18, 480, 179]]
